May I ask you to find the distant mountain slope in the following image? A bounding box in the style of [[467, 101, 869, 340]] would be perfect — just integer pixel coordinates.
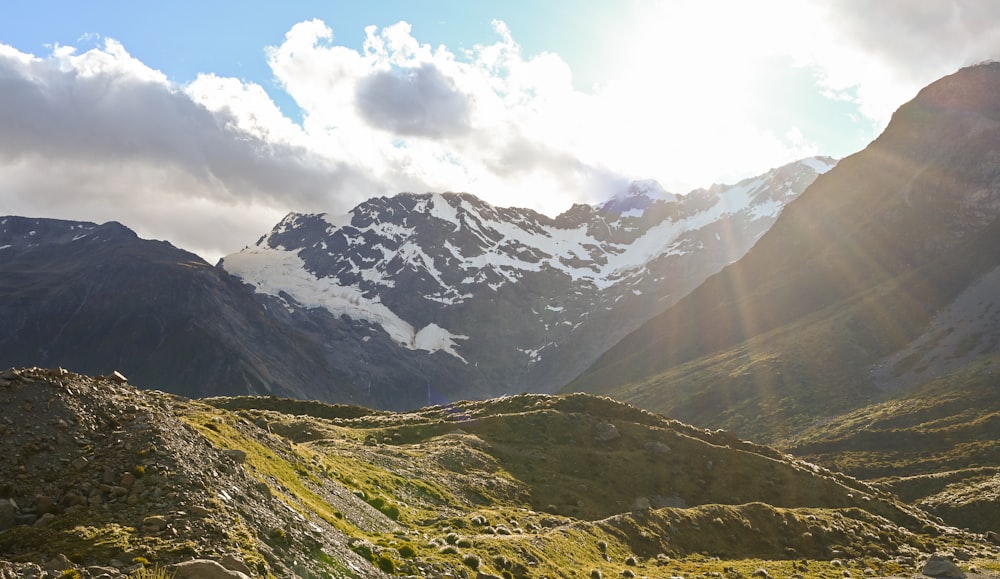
[[0, 216, 364, 402], [566, 63, 1000, 442], [221, 158, 832, 408]]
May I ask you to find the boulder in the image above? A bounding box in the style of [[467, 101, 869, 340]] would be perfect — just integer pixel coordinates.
[[922, 555, 966, 579], [220, 554, 253, 576], [43, 554, 74, 572], [0, 499, 15, 531], [594, 422, 620, 442], [141, 515, 168, 533], [223, 449, 247, 463], [170, 559, 252, 579]]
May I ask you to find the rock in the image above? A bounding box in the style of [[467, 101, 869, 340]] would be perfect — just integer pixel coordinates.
[[141, 515, 168, 533], [594, 422, 620, 442], [644, 441, 672, 455], [43, 554, 73, 571], [0, 499, 15, 531], [476, 573, 504, 579], [169, 559, 252, 579], [987, 530, 1000, 545], [120, 472, 136, 488], [33, 513, 56, 527], [189, 505, 211, 518], [15, 563, 43, 578], [631, 497, 651, 511], [35, 495, 57, 515], [102, 467, 117, 484], [108, 558, 127, 569], [220, 554, 253, 576], [922, 555, 966, 579], [86, 565, 120, 577], [223, 449, 247, 463], [109, 371, 128, 383], [953, 549, 972, 561]]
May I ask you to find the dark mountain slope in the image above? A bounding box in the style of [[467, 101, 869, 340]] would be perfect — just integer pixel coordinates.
[[0, 217, 364, 402], [566, 63, 1000, 440]]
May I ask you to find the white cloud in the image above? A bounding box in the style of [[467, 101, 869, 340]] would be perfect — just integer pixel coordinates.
[[0, 38, 381, 262], [2, 4, 999, 262], [773, 0, 1000, 128]]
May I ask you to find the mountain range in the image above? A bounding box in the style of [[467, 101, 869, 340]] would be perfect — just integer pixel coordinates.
[[220, 156, 833, 407], [1, 156, 833, 409]]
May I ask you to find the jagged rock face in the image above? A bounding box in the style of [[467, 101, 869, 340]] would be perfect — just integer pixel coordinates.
[[222, 157, 834, 408]]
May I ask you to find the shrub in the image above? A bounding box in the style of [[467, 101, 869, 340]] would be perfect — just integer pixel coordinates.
[[376, 554, 395, 573], [130, 566, 175, 579], [349, 539, 376, 560], [463, 553, 481, 570], [269, 528, 287, 544], [381, 503, 401, 520], [397, 544, 417, 559]]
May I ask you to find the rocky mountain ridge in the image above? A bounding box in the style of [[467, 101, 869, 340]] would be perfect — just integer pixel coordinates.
[[221, 157, 834, 407]]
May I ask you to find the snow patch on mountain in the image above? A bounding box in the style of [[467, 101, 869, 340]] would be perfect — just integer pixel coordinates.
[[223, 245, 469, 361], [800, 156, 838, 174]]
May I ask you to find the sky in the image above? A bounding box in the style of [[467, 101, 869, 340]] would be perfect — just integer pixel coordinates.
[[1, 1, 999, 263]]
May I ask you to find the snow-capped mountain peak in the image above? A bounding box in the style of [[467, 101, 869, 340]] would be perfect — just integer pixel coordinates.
[[599, 179, 678, 216], [221, 156, 835, 407]]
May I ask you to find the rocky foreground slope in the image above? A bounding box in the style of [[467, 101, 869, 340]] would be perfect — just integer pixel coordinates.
[[1, 368, 998, 578]]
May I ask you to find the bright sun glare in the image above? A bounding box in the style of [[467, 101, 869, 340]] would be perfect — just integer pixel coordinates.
[[586, 1, 828, 190]]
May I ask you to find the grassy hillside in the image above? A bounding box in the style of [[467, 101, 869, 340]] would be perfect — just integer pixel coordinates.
[[3, 368, 997, 578], [783, 356, 1000, 532]]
